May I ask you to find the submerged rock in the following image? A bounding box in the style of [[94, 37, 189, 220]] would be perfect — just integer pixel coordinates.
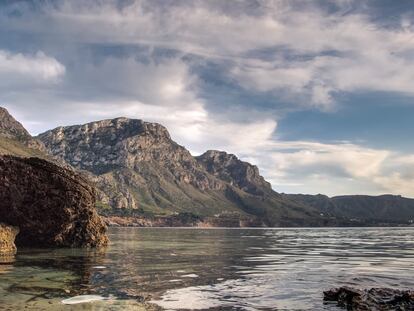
[[0, 223, 19, 254], [324, 286, 414, 310], [0, 155, 108, 247]]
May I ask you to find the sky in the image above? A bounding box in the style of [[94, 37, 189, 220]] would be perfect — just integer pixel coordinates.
[[1, 0, 414, 197]]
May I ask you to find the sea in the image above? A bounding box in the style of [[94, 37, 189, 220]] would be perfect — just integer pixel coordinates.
[[1, 227, 413, 310]]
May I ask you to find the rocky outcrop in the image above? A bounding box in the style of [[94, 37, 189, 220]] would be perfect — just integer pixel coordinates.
[[196, 150, 272, 195], [0, 223, 19, 254], [324, 287, 414, 310], [0, 155, 108, 247]]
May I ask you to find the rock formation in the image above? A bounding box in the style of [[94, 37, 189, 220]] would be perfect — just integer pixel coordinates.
[[324, 286, 414, 310], [0, 155, 108, 247], [0, 223, 19, 254]]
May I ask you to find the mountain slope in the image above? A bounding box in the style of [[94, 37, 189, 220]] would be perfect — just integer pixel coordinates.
[[0, 107, 47, 157], [38, 117, 324, 226]]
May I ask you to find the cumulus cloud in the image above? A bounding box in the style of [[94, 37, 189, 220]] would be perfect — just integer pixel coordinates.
[[68, 56, 197, 105], [2, 55, 201, 134], [0, 50, 65, 87]]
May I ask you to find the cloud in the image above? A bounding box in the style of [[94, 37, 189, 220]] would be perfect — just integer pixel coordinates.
[[227, 13, 414, 108], [1, 55, 201, 134], [245, 139, 414, 197], [1, 1, 414, 197], [4, 55, 414, 197], [0, 50, 65, 87], [67, 55, 197, 105], [4, 1, 414, 108]]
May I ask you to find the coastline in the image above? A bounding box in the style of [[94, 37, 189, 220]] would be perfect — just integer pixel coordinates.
[[102, 215, 414, 228]]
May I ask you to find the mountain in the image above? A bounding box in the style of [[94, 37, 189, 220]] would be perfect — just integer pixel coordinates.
[[3, 107, 414, 227], [0, 107, 46, 157], [283, 194, 414, 224], [37, 117, 324, 226]]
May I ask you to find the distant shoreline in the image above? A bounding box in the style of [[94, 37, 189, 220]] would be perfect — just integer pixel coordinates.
[[101, 212, 414, 228]]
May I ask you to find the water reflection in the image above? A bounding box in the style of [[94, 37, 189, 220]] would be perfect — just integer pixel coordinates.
[[0, 227, 413, 310]]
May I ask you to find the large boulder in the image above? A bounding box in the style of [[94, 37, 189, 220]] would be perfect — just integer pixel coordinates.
[[0, 155, 108, 247], [324, 286, 414, 310], [0, 223, 19, 254]]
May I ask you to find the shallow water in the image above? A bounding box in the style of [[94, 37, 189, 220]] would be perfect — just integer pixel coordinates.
[[0, 227, 414, 310]]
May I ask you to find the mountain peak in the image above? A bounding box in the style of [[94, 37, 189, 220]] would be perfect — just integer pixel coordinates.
[[196, 149, 272, 195], [38, 117, 179, 175], [201, 150, 238, 160], [44, 117, 171, 142]]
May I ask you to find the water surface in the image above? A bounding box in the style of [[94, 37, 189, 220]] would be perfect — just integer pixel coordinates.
[[1, 227, 413, 310]]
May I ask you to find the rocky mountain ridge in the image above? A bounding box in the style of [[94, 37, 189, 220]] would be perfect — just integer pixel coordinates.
[[38, 117, 324, 226]]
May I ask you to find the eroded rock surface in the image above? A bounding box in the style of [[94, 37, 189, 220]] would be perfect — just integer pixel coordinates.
[[0, 155, 108, 247], [0, 223, 19, 254], [324, 286, 414, 310]]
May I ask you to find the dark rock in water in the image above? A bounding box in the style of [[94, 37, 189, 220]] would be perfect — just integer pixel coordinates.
[[324, 286, 414, 310], [0, 155, 108, 247], [0, 223, 19, 254]]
